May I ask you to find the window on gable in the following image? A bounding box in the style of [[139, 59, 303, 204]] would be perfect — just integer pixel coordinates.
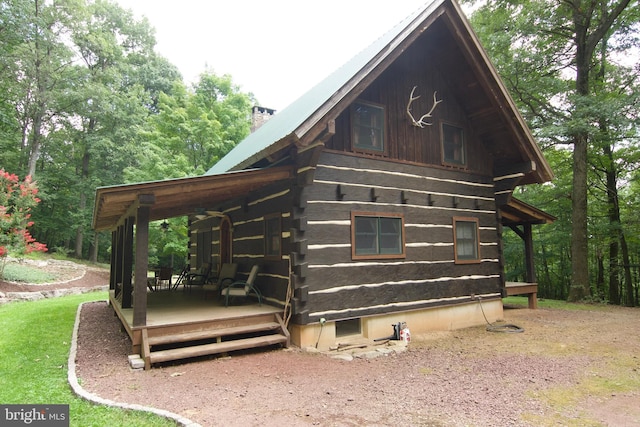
[[453, 217, 480, 263], [351, 212, 405, 260], [351, 101, 385, 154], [442, 123, 465, 166], [265, 213, 281, 259]]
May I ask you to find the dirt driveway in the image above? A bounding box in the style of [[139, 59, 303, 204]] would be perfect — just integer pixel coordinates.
[[75, 301, 640, 427]]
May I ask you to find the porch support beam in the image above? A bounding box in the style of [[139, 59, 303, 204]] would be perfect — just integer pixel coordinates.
[[508, 223, 536, 283], [109, 230, 117, 291], [121, 217, 134, 308], [523, 223, 535, 283], [133, 194, 155, 327]]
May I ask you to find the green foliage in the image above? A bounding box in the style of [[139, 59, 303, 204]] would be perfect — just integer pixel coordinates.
[[126, 72, 254, 181], [0, 170, 48, 278], [466, 0, 640, 305], [0, 292, 176, 426], [1, 263, 56, 283], [0, 0, 255, 263]]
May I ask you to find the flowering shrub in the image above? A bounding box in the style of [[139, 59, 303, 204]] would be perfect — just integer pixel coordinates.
[[0, 169, 48, 279]]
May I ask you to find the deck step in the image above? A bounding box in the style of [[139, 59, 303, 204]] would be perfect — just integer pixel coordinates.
[[148, 322, 282, 346], [149, 334, 288, 364]]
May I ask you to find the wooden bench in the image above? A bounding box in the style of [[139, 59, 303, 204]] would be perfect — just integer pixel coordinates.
[[505, 282, 538, 309]]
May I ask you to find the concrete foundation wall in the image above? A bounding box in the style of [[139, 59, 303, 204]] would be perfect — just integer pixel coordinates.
[[290, 299, 503, 350]]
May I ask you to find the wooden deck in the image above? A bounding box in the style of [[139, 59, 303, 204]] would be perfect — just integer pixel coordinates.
[[109, 289, 290, 369], [505, 282, 538, 309]]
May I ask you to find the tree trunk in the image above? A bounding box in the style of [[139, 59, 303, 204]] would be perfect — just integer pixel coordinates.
[[596, 250, 605, 300], [569, 130, 590, 301], [74, 190, 85, 258], [27, 0, 47, 178], [568, 13, 592, 302], [602, 143, 621, 306], [75, 117, 94, 259], [619, 233, 634, 307], [89, 232, 98, 263]]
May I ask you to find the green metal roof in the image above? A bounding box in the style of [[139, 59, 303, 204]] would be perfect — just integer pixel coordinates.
[[205, 1, 440, 175]]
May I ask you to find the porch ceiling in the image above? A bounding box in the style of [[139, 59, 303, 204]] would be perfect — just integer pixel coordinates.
[[92, 166, 295, 231]]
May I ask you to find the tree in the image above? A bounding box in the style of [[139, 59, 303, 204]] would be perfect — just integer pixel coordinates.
[[125, 71, 254, 182], [0, 169, 47, 278], [466, 0, 639, 302]]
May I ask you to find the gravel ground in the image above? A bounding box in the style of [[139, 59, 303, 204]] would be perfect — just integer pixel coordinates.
[[3, 260, 639, 426], [74, 301, 640, 427]]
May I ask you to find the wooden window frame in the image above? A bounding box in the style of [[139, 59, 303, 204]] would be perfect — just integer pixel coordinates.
[[350, 100, 387, 156], [441, 122, 466, 167], [453, 216, 480, 264], [351, 211, 406, 260], [264, 213, 282, 260]]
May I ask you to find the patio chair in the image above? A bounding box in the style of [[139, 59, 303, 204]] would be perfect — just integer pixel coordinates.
[[154, 267, 173, 290], [183, 262, 212, 292], [221, 265, 262, 306], [202, 263, 237, 298]]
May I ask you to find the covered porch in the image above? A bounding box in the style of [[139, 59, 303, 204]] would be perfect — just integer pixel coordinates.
[[92, 166, 295, 369], [501, 197, 556, 309]]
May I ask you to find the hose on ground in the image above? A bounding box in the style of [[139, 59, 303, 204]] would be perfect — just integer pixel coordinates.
[[477, 296, 524, 333]]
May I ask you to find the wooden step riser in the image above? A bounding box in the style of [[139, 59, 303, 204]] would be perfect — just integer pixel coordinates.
[[148, 322, 282, 346], [143, 313, 277, 338], [149, 334, 288, 364]]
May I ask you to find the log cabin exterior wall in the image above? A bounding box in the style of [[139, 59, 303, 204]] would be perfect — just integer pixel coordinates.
[[188, 180, 295, 308], [293, 151, 502, 324]]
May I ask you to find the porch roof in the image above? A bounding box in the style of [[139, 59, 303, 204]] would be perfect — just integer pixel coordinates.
[[92, 165, 295, 231], [501, 197, 556, 226]]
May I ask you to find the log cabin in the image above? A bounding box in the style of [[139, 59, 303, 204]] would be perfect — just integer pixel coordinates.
[[92, 0, 553, 367]]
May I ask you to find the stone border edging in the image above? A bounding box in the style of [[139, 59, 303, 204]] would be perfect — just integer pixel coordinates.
[[68, 300, 201, 427], [2, 285, 108, 304]]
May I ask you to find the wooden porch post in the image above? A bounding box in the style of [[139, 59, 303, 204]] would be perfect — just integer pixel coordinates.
[[121, 217, 134, 308], [133, 195, 154, 327], [113, 225, 123, 295], [523, 223, 536, 283], [109, 230, 117, 291]]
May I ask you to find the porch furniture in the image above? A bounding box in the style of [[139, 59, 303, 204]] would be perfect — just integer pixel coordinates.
[[221, 265, 262, 306], [183, 263, 213, 292], [154, 267, 173, 291], [202, 263, 238, 298], [172, 265, 189, 290]]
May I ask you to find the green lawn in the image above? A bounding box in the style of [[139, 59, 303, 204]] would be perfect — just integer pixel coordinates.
[[503, 295, 614, 311], [0, 291, 177, 427]]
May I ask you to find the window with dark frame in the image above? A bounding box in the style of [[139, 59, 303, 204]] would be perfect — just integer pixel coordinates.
[[453, 217, 480, 263], [352, 212, 405, 260], [442, 123, 465, 165], [351, 101, 385, 153], [265, 214, 281, 259], [196, 229, 212, 267]]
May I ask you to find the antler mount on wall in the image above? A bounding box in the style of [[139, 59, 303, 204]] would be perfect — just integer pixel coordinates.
[[406, 86, 443, 128]]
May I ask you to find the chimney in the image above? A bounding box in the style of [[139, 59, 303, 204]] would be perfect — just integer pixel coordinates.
[[251, 106, 276, 132]]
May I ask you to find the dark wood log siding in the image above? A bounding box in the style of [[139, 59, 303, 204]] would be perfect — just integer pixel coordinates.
[[325, 26, 493, 175], [301, 151, 501, 322], [192, 180, 294, 308]]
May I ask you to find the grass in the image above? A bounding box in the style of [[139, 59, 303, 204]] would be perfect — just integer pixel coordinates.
[[0, 291, 177, 427], [503, 295, 613, 311]]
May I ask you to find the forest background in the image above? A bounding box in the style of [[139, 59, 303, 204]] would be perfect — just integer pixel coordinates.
[[1, 0, 638, 306]]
